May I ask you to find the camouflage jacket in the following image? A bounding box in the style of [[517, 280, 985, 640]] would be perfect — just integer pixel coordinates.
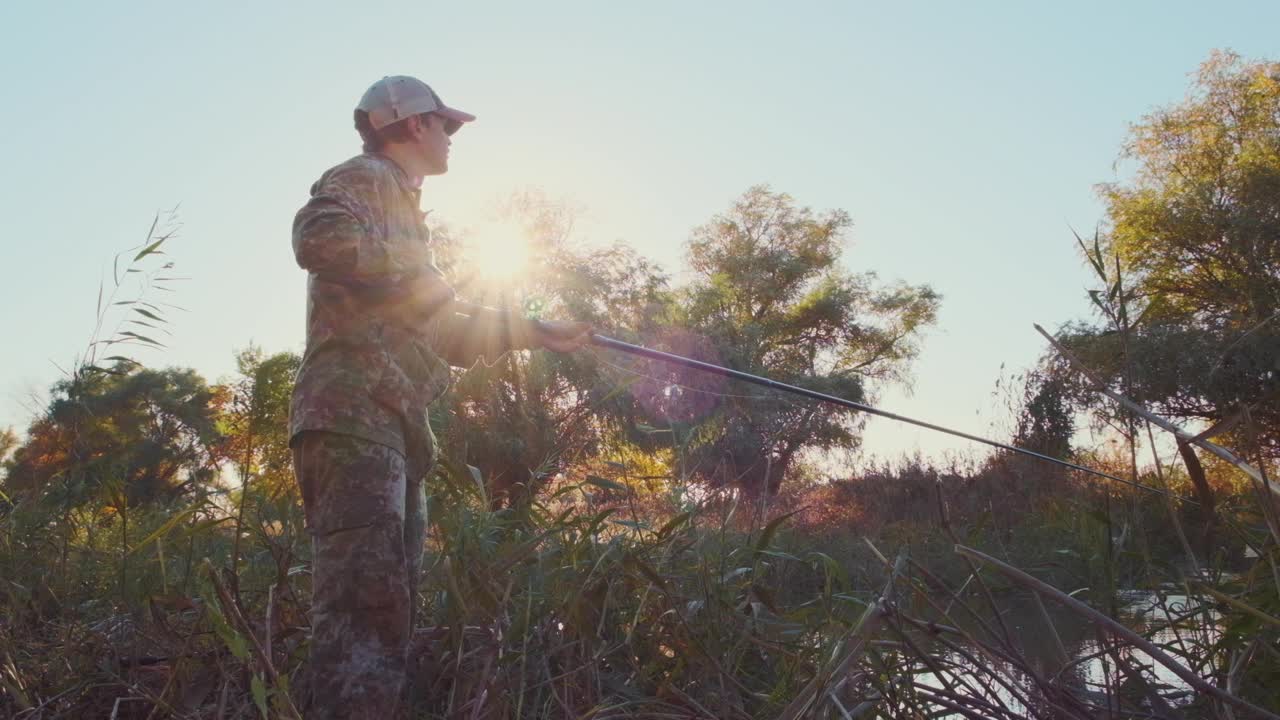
[[290, 152, 530, 467]]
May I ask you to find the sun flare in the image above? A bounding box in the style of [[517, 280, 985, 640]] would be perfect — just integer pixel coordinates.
[[463, 221, 532, 283]]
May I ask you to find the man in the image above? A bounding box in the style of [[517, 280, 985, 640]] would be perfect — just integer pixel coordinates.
[[289, 75, 591, 718]]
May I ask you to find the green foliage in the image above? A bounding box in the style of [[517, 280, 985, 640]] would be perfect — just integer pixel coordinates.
[[0, 428, 17, 485], [3, 366, 221, 505], [1059, 319, 1277, 448], [1073, 50, 1280, 458], [433, 186, 940, 502], [1012, 367, 1075, 459], [1104, 50, 1280, 325], [432, 192, 676, 507], [674, 186, 939, 494], [221, 346, 302, 494]]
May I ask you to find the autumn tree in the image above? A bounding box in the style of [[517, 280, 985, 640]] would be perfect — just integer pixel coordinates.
[[1105, 50, 1280, 326], [3, 365, 222, 506], [0, 427, 16, 504], [0, 427, 16, 470], [217, 347, 301, 495], [1057, 50, 1280, 481], [211, 347, 303, 595]]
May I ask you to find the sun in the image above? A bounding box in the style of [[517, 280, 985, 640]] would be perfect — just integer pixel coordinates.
[[462, 221, 532, 283]]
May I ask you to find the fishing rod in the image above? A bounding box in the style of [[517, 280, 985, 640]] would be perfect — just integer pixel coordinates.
[[589, 333, 1193, 504]]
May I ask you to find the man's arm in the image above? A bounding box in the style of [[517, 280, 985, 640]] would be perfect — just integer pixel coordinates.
[[293, 163, 454, 315], [428, 301, 592, 368], [294, 164, 406, 284]]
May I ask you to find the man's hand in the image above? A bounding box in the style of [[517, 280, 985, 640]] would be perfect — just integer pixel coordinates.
[[533, 320, 594, 353]]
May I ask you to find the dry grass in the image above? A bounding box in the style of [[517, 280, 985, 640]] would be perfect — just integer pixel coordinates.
[[3, 438, 1278, 718]]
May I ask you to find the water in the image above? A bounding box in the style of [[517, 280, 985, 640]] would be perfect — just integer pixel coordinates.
[[907, 589, 1218, 717]]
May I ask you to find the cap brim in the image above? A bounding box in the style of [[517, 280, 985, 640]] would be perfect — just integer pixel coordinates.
[[437, 106, 475, 135]]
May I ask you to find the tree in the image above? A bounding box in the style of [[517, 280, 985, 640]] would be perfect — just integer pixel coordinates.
[[214, 347, 303, 596], [0, 427, 16, 501], [3, 365, 222, 506], [1012, 367, 1075, 461], [1103, 50, 1280, 327], [217, 347, 301, 496], [668, 186, 939, 495], [1060, 50, 1280, 469], [0, 427, 16, 468], [431, 193, 676, 507]]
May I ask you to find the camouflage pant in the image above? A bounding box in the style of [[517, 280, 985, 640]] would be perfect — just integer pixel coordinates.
[[292, 431, 429, 720]]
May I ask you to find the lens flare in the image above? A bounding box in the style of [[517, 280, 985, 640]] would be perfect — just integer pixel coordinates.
[[463, 221, 532, 283], [625, 329, 725, 423]]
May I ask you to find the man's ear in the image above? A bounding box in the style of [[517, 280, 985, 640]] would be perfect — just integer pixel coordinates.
[[406, 114, 426, 137]]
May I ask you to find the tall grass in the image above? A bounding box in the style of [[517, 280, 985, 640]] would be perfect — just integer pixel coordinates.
[[5, 423, 1277, 717], [2, 224, 1278, 718]]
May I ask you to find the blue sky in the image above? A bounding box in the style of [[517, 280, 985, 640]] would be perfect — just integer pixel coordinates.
[[2, 1, 1277, 463]]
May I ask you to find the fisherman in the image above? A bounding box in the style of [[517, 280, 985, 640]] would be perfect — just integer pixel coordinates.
[[289, 75, 592, 718]]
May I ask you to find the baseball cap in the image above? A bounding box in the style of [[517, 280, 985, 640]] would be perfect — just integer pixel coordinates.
[[356, 75, 476, 135]]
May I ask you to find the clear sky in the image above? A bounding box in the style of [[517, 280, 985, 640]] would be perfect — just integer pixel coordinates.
[[2, 1, 1277, 464]]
